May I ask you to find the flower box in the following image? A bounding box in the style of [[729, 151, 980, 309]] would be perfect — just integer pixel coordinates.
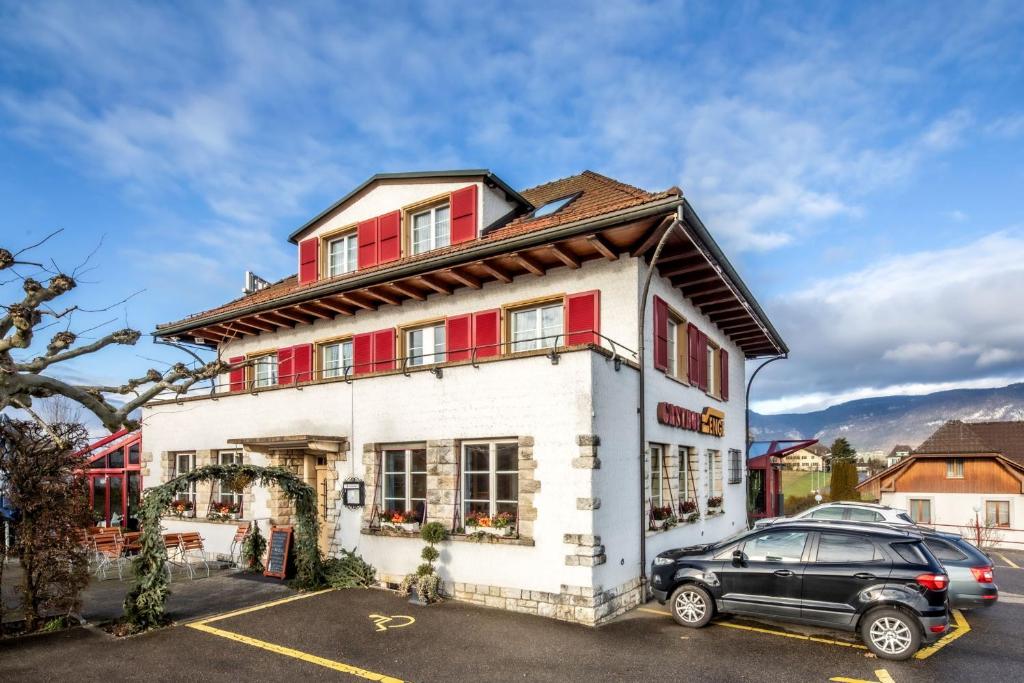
[[399, 522, 420, 533], [707, 507, 723, 516], [650, 518, 667, 531], [466, 525, 513, 537]]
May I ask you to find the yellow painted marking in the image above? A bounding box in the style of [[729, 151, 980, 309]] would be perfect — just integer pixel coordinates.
[[830, 669, 895, 683], [188, 589, 335, 626], [714, 620, 866, 650], [188, 621, 404, 682], [914, 608, 970, 660], [995, 553, 1020, 569], [369, 614, 416, 632]]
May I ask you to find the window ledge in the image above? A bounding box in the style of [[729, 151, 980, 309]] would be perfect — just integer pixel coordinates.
[[161, 515, 249, 525], [361, 527, 535, 546]]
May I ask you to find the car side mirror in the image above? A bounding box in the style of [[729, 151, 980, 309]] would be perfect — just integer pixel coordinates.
[[732, 549, 745, 566]]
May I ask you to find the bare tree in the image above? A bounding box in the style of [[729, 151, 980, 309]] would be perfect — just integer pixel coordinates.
[[1, 232, 233, 434]]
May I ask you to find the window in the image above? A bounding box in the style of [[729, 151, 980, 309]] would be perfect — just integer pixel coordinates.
[[215, 450, 244, 509], [253, 354, 278, 387], [816, 533, 880, 563], [649, 445, 665, 508], [410, 204, 450, 254], [986, 500, 1010, 528], [174, 452, 196, 506], [706, 342, 719, 395], [532, 193, 578, 218], [679, 446, 698, 503], [382, 447, 427, 522], [946, 458, 964, 479], [463, 441, 518, 520], [406, 323, 446, 366], [707, 449, 722, 498], [510, 302, 563, 352], [728, 449, 742, 484], [925, 538, 968, 562], [809, 506, 846, 520], [891, 541, 930, 565], [326, 231, 357, 276], [743, 531, 808, 563], [847, 508, 885, 523], [908, 498, 932, 524], [322, 339, 353, 378]]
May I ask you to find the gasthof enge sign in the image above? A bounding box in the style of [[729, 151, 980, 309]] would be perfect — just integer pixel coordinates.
[[656, 402, 725, 437]]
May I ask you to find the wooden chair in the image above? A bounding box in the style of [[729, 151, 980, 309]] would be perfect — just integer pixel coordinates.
[[229, 523, 250, 566], [93, 533, 127, 580], [163, 533, 184, 582], [178, 531, 210, 579]]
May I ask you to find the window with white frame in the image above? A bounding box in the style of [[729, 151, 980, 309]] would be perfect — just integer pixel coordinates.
[[462, 441, 518, 520], [679, 446, 698, 502], [666, 318, 678, 378], [511, 302, 563, 352], [986, 500, 1010, 528], [946, 458, 964, 479], [649, 444, 665, 508], [215, 450, 244, 509], [909, 498, 932, 524], [382, 447, 427, 522], [707, 449, 722, 498], [410, 204, 450, 254], [406, 323, 446, 366], [321, 339, 353, 379], [327, 232, 357, 276], [728, 448, 742, 484], [253, 354, 278, 387], [706, 343, 718, 395], [174, 452, 196, 506]]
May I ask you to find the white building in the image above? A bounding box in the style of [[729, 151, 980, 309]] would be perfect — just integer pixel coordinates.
[[143, 169, 786, 625]]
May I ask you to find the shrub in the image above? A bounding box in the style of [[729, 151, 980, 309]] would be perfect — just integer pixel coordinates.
[[401, 521, 448, 603], [241, 524, 267, 572], [324, 549, 377, 589]]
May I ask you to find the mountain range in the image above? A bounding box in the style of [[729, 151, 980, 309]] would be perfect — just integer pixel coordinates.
[[750, 383, 1024, 454]]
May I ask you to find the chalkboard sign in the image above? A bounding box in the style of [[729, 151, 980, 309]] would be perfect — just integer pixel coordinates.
[[264, 525, 293, 579]]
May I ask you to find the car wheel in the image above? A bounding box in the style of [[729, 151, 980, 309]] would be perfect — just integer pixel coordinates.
[[670, 584, 713, 628], [860, 608, 921, 661]]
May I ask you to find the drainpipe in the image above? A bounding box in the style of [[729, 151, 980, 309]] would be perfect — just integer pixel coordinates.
[[637, 207, 684, 598]]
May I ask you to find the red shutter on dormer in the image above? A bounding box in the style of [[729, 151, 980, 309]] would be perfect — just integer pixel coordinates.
[[687, 323, 701, 385], [353, 333, 373, 375], [566, 290, 600, 346], [720, 348, 729, 400], [446, 314, 472, 361], [298, 238, 319, 284], [653, 296, 669, 372], [473, 309, 501, 358], [698, 331, 709, 391], [357, 217, 379, 269], [293, 343, 313, 383], [377, 211, 401, 264], [228, 356, 245, 392], [278, 347, 295, 385], [372, 328, 395, 372], [450, 185, 477, 244]]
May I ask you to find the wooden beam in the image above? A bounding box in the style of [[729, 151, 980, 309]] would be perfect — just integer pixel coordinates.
[[586, 234, 618, 260], [296, 303, 334, 320], [238, 316, 276, 333], [338, 293, 376, 310], [664, 260, 711, 278], [364, 288, 400, 306], [477, 260, 512, 283], [447, 268, 482, 289], [698, 295, 738, 309], [676, 274, 722, 291], [711, 312, 752, 326], [273, 308, 314, 325], [722, 323, 761, 335], [548, 243, 580, 269], [656, 251, 701, 266], [418, 274, 452, 295], [701, 302, 744, 315], [226, 320, 261, 335], [511, 252, 545, 276], [388, 282, 426, 301], [689, 287, 731, 304], [316, 298, 355, 316], [192, 328, 227, 342], [680, 282, 729, 300], [732, 331, 768, 342], [257, 312, 297, 328], [206, 324, 240, 338], [630, 222, 671, 258]]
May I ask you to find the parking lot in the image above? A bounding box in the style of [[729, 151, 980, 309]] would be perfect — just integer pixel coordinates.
[[3, 550, 1023, 682]]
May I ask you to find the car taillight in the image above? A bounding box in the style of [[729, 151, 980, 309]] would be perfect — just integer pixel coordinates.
[[970, 566, 994, 584], [916, 573, 948, 591]]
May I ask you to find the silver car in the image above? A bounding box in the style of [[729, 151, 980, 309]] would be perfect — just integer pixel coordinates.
[[920, 531, 998, 609], [755, 501, 916, 529]]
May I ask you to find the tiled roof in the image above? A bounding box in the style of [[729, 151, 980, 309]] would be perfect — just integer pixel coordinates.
[[914, 420, 1024, 465], [158, 171, 679, 329]]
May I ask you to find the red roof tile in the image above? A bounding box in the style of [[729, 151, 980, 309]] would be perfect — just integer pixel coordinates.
[[914, 420, 1024, 466]]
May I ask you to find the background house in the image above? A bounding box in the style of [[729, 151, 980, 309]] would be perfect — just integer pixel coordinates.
[[784, 443, 830, 472]]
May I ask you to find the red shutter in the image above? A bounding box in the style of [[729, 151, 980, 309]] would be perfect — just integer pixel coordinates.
[[687, 323, 701, 385], [565, 290, 600, 346], [377, 211, 401, 264], [653, 296, 669, 371], [450, 185, 478, 244], [352, 333, 373, 375], [357, 217, 379, 269], [372, 328, 395, 372], [698, 331, 709, 391], [228, 356, 246, 392], [473, 309, 501, 358], [720, 347, 729, 400], [298, 238, 319, 284], [277, 347, 295, 385], [293, 343, 313, 383], [446, 314, 472, 361]]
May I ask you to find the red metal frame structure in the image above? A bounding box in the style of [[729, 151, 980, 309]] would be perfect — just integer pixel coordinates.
[[78, 429, 143, 527], [747, 439, 819, 519]]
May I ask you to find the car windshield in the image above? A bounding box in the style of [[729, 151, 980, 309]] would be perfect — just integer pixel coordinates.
[[711, 528, 759, 550], [895, 512, 915, 524]]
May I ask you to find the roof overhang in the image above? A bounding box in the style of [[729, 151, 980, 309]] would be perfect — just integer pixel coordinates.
[[288, 170, 532, 244], [227, 434, 347, 454]]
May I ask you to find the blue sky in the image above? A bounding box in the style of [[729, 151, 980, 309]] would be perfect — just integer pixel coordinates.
[[2, 0, 1023, 416]]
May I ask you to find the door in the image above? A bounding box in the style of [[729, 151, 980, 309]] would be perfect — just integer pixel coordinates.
[[719, 529, 810, 619], [800, 532, 890, 628], [307, 457, 333, 555]]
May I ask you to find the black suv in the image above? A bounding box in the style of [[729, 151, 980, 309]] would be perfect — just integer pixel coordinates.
[[650, 520, 950, 660]]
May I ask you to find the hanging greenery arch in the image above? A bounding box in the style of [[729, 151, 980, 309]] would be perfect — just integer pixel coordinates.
[[123, 463, 325, 630]]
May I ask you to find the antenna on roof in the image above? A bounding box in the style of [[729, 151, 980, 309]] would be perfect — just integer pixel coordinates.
[[244, 271, 271, 295]]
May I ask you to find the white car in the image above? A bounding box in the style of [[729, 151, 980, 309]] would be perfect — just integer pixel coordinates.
[[754, 501, 916, 529]]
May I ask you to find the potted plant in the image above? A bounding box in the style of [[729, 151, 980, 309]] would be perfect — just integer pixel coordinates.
[[170, 499, 194, 518], [211, 502, 240, 521], [383, 510, 421, 532], [679, 499, 700, 523], [649, 505, 676, 530], [400, 522, 448, 604], [707, 496, 723, 515], [465, 511, 515, 536]]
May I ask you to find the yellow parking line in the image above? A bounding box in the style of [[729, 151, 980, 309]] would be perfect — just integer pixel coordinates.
[[188, 621, 404, 682], [914, 609, 970, 660], [995, 553, 1020, 569], [188, 589, 335, 626]]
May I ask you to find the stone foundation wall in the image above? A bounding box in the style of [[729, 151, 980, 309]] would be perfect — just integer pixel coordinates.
[[450, 576, 643, 626]]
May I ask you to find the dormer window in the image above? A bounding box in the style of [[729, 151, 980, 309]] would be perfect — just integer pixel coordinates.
[[532, 193, 579, 218], [326, 231, 357, 277], [410, 203, 450, 255]]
